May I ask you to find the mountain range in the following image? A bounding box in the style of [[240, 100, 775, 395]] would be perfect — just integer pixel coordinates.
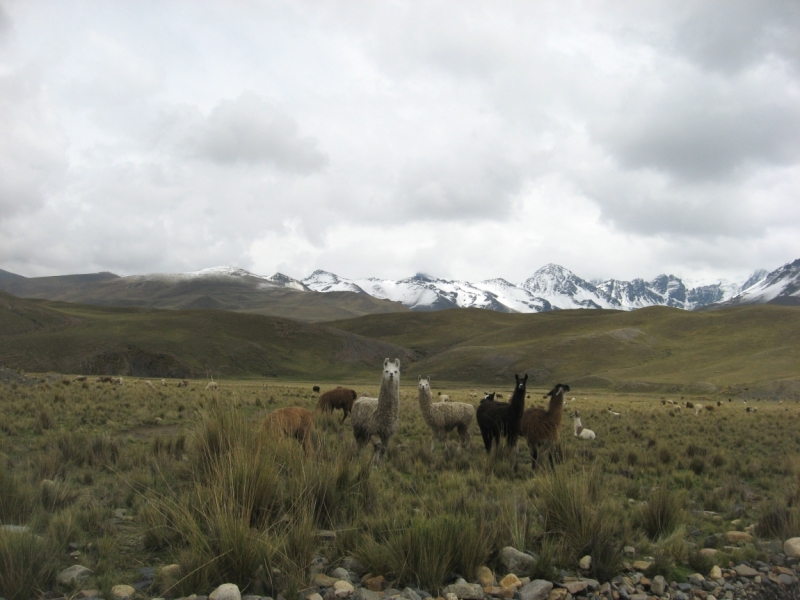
[[0, 259, 798, 321]]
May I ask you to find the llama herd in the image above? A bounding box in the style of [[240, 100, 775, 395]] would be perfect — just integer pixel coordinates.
[[259, 358, 601, 469]]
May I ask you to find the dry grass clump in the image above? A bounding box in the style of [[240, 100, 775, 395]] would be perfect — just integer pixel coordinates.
[[639, 485, 685, 540], [0, 529, 57, 600]]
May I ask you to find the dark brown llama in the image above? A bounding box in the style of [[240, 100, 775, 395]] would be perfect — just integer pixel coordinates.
[[476, 374, 528, 453], [520, 383, 570, 469], [316, 387, 358, 422]]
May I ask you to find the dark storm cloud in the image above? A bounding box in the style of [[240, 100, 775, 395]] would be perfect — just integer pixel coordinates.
[[674, 0, 800, 75], [187, 92, 328, 173]]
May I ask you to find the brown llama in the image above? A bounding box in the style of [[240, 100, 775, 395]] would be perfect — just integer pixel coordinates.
[[520, 383, 570, 470], [261, 407, 314, 455], [316, 387, 358, 422]]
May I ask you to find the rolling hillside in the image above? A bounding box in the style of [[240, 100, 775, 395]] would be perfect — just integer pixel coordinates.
[[329, 305, 800, 396], [1, 292, 798, 396], [0, 292, 414, 379]]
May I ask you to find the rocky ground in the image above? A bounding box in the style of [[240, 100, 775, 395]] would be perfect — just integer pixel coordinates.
[[23, 536, 800, 600]]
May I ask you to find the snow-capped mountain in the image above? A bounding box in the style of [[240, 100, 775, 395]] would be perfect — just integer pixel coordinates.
[[302, 262, 778, 313], [135, 267, 310, 291], [724, 259, 800, 307]]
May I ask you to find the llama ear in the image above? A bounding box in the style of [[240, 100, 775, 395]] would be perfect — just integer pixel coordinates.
[[418, 375, 421, 382], [523, 374, 529, 381], [394, 358, 401, 368], [384, 358, 390, 367]]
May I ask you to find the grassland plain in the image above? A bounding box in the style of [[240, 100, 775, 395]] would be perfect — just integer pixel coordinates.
[[2, 374, 800, 599]]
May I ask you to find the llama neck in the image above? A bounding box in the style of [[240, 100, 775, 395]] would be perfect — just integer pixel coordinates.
[[509, 384, 526, 416], [573, 416, 582, 434], [378, 377, 399, 418], [418, 385, 434, 425]]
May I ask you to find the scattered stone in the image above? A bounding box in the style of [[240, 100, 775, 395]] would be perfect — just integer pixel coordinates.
[[57, 565, 93, 585], [314, 574, 339, 588], [631, 561, 651, 572], [710, 566, 722, 579], [340, 557, 366, 575], [650, 575, 666, 596], [623, 546, 636, 557], [734, 564, 759, 577], [401, 588, 421, 600], [483, 587, 513, 598], [556, 581, 587, 595], [699, 548, 718, 560], [354, 590, 381, 600], [111, 585, 136, 600], [546, 589, 567, 600], [441, 583, 483, 600], [210, 584, 242, 600], [724, 531, 753, 544], [517, 579, 553, 600], [499, 547, 535, 575], [499, 574, 522, 590], [785, 538, 800, 559], [445, 593, 458, 600], [307, 594, 323, 600], [79, 591, 100, 598], [579, 555, 592, 570], [331, 569, 351, 583], [334, 581, 355, 597], [363, 576, 386, 592], [477, 566, 495, 588], [688, 573, 705, 586]]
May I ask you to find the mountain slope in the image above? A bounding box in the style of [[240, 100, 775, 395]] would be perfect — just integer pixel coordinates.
[[722, 259, 800, 307], [0, 268, 408, 322]]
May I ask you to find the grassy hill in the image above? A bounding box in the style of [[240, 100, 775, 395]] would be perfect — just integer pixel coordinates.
[[329, 305, 800, 395], [1, 291, 799, 395], [0, 271, 409, 322], [0, 292, 413, 379]]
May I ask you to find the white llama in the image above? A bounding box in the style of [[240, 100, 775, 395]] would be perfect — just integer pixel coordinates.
[[351, 358, 401, 466], [417, 376, 474, 451]]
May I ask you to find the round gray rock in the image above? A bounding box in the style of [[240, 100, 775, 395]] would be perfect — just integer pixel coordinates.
[[57, 565, 93, 585], [210, 583, 242, 600], [499, 546, 535, 575]]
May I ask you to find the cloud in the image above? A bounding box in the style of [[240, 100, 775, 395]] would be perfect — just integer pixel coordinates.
[[186, 92, 328, 173]]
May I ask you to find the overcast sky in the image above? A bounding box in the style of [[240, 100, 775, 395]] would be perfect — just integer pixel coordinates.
[[1, 1, 799, 284]]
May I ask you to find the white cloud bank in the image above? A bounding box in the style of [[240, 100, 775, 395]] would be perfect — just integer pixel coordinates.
[[0, 0, 798, 284]]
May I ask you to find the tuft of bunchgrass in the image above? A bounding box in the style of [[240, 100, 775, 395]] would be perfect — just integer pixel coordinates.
[[639, 485, 684, 540], [535, 468, 625, 582], [756, 504, 800, 539], [0, 529, 57, 600]]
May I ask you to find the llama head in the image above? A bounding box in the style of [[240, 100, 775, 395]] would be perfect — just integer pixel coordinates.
[[417, 375, 431, 392], [514, 373, 529, 392], [482, 392, 496, 402], [570, 410, 580, 418], [383, 358, 401, 382], [545, 383, 571, 397]]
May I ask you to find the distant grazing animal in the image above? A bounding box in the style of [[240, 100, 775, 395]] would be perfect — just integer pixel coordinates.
[[160, 379, 167, 386], [351, 359, 401, 466], [312, 385, 320, 393], [476, 374, 528, 453], [317, 387, 358, 422], [261, 407, 314, 455], [205, 381, 218, 391], [685, 401, 694, 409], [97, 376, 113, 383], [145, 380, 154, 389], [74, 376, 87, 382], [717, 400, 722, 407], [661, 400, 666, 405], [177, 380, 188, 388], [571, 410, 596, 440], [694, 404, 703, 416], [496, 393, 504, 399], [607, 407, 620, 417], [417, 376, 474, 451], [112, 377, 123, 385], [705, 405, 715, 412], [672, 405, 681, 414], [520, 383, 570, 470]]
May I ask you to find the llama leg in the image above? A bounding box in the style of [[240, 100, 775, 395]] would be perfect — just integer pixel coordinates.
[[480, 428, 493, 453], [459, 424, 469, 448]]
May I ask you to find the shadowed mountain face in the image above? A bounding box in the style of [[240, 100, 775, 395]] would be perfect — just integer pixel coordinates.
[[0, 270, 408, 322]]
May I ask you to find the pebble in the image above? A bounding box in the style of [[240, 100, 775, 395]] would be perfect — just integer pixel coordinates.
[[499, 574, 522, 589], [517, 579, 553, 600], [57, 565, 93, 585], [441, 583, 483, 600], [334, 581, 355, 597], [477, 566, 495, 587], [111, 585, 136, 600], [579, 555, 592, 570], [499, 546, 535, 575], [785, 537, 800, 559]]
